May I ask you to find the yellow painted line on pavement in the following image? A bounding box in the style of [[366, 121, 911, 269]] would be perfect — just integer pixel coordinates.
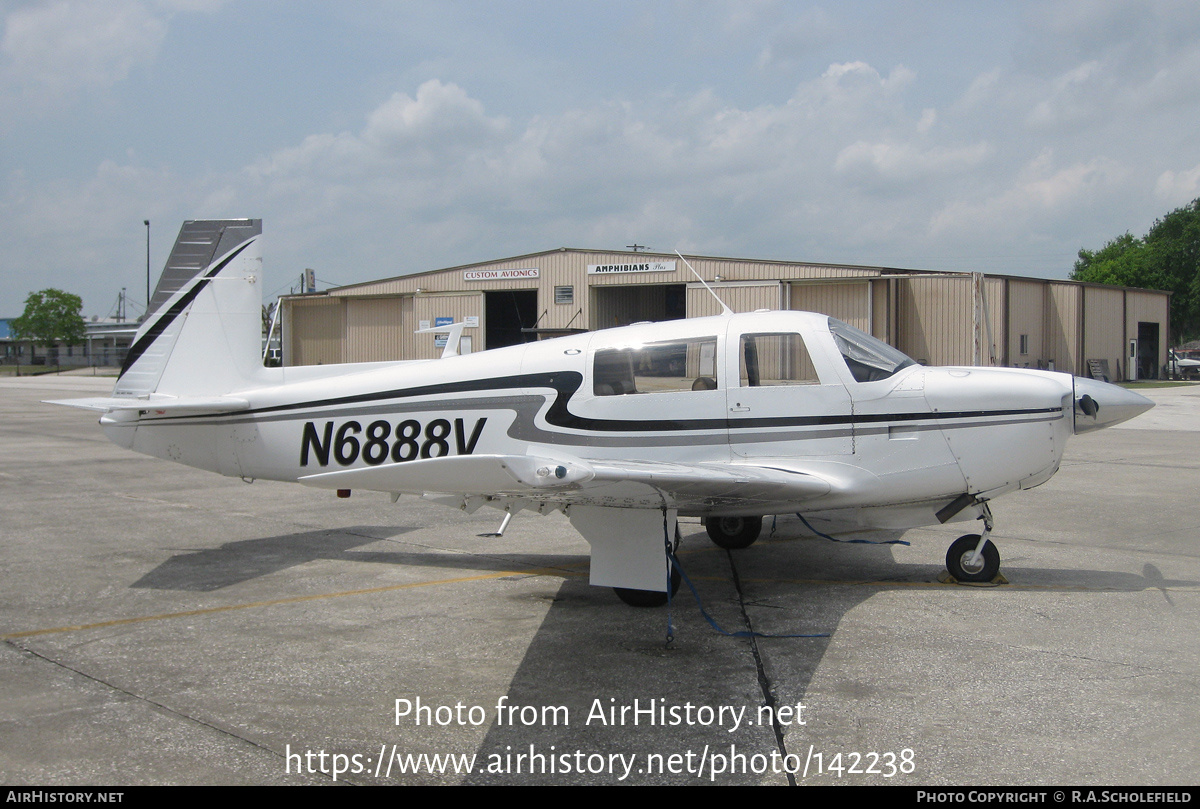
[[2, 566, 579, 640]]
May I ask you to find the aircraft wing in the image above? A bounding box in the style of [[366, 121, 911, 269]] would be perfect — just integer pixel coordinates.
[[298, 454, 833, 507]]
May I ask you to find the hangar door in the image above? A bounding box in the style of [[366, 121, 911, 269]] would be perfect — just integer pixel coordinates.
[[485, 290, 538, 349], [1137, 322, 1160, 380], [593, 284, 685, 329]]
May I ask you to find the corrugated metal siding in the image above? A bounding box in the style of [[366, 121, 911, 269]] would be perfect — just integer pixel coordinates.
[[1007, 280, 1044, 368], [686, 285, 722, 318], [684, 283, 783, 317], [970, 276, 1005, 366], [346, 297, 405, 362], [789, 281, 870, 332], [1044, 283, 1081, 374], [1083, 286, 1124, 376], [870, 279, 889, 340], [285, 297, 345, 366], [896, 276, 973, 366]]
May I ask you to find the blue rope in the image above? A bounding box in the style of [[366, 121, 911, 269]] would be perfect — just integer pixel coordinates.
[[667, 545, 830, 640], [795, 513, 910, 546], [663, 510, 675, 646]]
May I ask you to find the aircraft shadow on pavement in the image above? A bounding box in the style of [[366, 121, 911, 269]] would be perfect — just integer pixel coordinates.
[[458, 525, 1196, 785], [129, 524, 585, 592]]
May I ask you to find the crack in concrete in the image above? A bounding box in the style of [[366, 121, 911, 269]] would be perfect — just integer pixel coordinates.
[[3, 638, 327, 782], [726, 550, 796, 787]]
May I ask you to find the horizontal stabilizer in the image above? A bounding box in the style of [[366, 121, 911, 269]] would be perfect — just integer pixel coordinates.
[[45, 395, 250, 414]]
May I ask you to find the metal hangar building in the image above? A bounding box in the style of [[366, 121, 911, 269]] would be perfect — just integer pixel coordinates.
[[280, 247, 1171, 380]]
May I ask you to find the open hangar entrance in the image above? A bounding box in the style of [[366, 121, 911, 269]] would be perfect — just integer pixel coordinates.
[[1136, 321, 1160, 380], [592, 284, 686, 330], [484, 289, 539, 349]]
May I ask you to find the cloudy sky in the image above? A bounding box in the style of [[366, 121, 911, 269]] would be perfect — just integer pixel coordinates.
[[3, 0, 1200, 318]]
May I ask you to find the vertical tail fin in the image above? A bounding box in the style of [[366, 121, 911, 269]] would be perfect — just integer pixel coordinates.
[[115, 219, 265, 398]]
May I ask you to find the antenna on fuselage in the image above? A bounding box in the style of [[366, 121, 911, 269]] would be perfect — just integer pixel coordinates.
[[676, 250, 732, 316]]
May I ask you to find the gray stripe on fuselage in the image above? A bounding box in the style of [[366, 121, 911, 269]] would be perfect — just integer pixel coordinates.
[[132, 391, 1063, 449]]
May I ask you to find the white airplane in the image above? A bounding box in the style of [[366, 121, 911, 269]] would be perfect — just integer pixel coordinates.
[[53, 221, 1154, 606]]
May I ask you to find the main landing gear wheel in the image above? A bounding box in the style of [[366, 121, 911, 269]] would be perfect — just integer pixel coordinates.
[[946, 533, 1000, 583], [706, 516, 763, 550], [613, 564, 682, 608]]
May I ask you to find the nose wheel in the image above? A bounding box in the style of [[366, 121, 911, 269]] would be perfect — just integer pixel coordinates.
[[946, 534, 999, 582], [945, 504, 1000, 583]]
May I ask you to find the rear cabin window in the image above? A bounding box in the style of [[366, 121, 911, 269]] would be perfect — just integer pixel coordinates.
[[739, 333, 818, 386], [593, 337, 719, 395]]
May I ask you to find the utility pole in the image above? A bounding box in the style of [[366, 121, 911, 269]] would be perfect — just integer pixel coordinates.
[[144, 220, 151, 311]]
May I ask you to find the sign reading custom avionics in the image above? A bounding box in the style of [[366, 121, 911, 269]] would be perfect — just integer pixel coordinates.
[[587, 261, 675, 275], [463, 268, 539, 281]]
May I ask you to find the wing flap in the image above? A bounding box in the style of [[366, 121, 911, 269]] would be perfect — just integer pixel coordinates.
[[588, 460, 832, 501]]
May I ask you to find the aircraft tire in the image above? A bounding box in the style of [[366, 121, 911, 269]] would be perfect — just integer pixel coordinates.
[[946, 534, 1000, 583], [706, 516, 763, 550], [613, 564, 682, 607]]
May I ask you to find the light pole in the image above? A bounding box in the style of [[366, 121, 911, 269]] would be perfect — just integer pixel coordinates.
[[144, 220, 150, 313]]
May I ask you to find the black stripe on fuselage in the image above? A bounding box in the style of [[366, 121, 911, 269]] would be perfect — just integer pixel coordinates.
[[138, 369, 1063, 432]]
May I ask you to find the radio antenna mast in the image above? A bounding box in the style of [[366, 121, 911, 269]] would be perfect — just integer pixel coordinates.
[[676, 251, 732, 315]]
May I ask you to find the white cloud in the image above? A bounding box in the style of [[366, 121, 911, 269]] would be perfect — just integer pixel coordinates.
[[248, 80, 509, 183], [931, 151, 1126, 237], [0, 0, 166, 110], [363, 80, 509, 152], [1026, 60, 1110, 129], [10, 0, 1200, 318], [1155, 163, 1200, 203], [835, 140, 991, 183]]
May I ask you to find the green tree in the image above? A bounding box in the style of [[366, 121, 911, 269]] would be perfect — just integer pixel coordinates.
[[1072, 199, 1200, 343], [10, 289, 87, 368]]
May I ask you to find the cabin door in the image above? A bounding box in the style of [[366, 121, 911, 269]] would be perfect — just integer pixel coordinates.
[[725, 325, 854, 457]]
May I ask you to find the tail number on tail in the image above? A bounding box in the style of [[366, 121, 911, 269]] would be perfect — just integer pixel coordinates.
[[300, 417, 487, 467]]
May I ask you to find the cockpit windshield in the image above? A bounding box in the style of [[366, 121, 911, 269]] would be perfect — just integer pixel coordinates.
[[828, 318, 919, 383]]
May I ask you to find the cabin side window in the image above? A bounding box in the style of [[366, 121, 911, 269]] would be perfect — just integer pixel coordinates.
[[593, 337, 719, 395], [739, 333, 818, 386]]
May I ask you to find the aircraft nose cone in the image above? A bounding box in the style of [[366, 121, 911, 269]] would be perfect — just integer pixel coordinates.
[[1073, 377, 1155, 434]]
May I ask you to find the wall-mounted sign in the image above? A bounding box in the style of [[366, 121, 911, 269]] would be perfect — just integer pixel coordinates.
[[463, 268, 540, 281], [434, 316, 453, 348], [587, 261, 675, 275]]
